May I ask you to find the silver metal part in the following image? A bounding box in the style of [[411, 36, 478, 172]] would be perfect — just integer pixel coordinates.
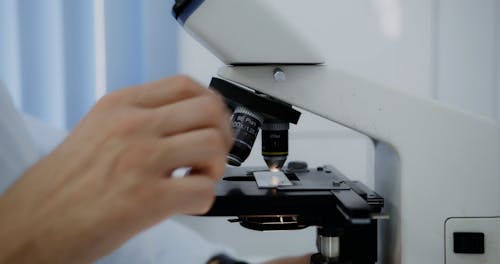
[[273, 68, 286, 81], [263, 156, 287, 171], [227, 155, 243, 167], [253, 171, 292, 188], [370, 213, 390, 220], [245, 215, 299, 225], [261, 121, 289, 130], [233, 106, 264, 123], [317, 235, 340, 259]]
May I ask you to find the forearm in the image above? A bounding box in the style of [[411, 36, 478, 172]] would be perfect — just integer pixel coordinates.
[[0, 162, 101, 264], [0, 184, 62, 264], [0, 196, 47, 263]]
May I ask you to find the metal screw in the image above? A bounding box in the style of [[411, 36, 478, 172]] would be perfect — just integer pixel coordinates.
[[273, 68, 286, 81], [332, 180, 343, 186]]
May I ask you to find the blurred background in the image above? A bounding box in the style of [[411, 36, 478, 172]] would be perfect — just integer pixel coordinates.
[[1, 0, 499, 261]]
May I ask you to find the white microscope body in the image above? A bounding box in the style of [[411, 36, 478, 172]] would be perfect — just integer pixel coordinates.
[[173, 0, 500, 263]]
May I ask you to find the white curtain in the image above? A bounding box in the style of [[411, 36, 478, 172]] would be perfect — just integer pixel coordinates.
[[0, 0, 179, 129]]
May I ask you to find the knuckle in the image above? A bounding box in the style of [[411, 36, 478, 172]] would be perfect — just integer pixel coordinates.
[[213, 92, 227, 106], [213, 95, 228, 112], [115, 118, 138, 136], [97, 90, 126, 108], [202, 143, 227, 179], [172, 75, 194, 85], [177, 85, 198, 100], [201, 99, 226, 122], [210, 161, 226, 180], [209, 93, 227, 110], [112, 111, 150, 137], [196, 186, 216, 214], [171, 75, 204, 97], [133, 181, 162, 204], [203, 128, 224, 148], [117, 141, 155, 172], [199, 199, 215, 215]]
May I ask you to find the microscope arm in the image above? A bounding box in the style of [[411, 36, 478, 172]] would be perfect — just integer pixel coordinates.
[[217, 65, 500, 263], [172, 0, 500, 261]]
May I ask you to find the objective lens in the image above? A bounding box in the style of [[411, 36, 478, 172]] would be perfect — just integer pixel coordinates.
[[261, 121, 289, 170], [227, 106, 264, 166]]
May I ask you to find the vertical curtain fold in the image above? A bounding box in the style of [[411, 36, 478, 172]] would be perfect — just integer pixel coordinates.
[[0, 0, 21, 107], [142, 0, 179, 83], [18, 0, 65, 128], [104, 0, 145, 92], [62, 1, 96, 128], [0, 0, 179, 129], [105, 0, 178, 92]]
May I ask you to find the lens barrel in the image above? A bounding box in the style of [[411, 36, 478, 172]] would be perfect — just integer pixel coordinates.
[[261, 121, 289, 170], [227, 106, 264, 166]]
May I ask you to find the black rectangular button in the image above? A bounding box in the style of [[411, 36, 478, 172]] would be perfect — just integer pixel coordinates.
[[453, 232, 485, 254]]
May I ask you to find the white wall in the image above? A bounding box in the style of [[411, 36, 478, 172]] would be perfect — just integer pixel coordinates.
[[175, 0, 500, 261], [436, 0, 500, 120]]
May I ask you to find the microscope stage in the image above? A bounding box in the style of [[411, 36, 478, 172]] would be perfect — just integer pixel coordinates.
[[204, 165, 384, 229]]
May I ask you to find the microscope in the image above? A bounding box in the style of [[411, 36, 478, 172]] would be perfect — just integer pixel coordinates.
[[172, 1, 500, 263]]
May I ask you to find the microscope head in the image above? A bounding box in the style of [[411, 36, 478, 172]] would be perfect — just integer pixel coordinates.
[[172, 0, 323, 65], [173, 0, 324, 169]]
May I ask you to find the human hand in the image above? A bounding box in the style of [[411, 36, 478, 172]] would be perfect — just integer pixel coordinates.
[[0, 76, 232, 264]]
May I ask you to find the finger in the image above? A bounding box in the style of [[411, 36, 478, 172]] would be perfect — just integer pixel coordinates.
[[152, 94, 233, 149], [151, 128, 227, 180], [130, 76, 211, 108], [158, 176, 217, 215], [220, 110, 233, 151], [210, 92, 234, 151]]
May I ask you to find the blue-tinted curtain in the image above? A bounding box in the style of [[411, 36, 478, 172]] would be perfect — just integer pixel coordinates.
[[105, 0, 178, 92], [0, 0, 178, 129]]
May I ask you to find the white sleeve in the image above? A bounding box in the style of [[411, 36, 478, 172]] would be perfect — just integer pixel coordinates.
[[95, 218, 233, 264], [0, 82, 39, 193], [22, 114, 68, 157]]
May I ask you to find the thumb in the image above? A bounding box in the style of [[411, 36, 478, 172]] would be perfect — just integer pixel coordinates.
[[160, 176, 217, 216]]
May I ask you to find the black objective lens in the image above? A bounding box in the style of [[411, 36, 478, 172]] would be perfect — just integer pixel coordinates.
[[261, 120, 289, 170], [227, 106, 264, 166]]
